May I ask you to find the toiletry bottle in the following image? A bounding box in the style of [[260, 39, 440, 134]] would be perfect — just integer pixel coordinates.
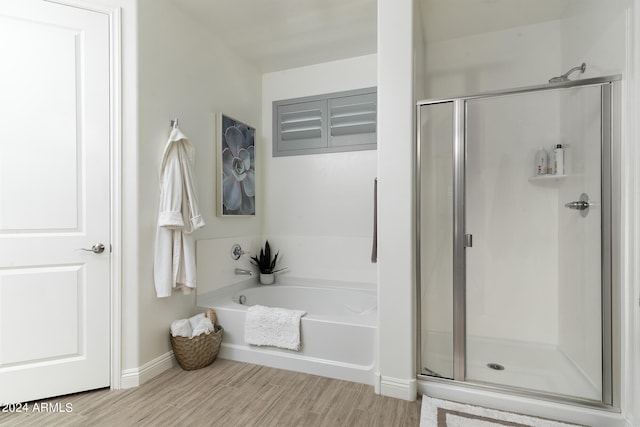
[[535, 146, 548, 175], [553, 144, 564, 175], [548, 145, 555, 174]]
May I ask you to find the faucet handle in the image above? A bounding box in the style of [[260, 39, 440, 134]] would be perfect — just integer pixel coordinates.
[[231, 243, 245, 260]]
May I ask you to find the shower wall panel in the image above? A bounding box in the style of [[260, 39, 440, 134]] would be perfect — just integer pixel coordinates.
[[465, 92, 562, 345], [557, 85, 603, 391]]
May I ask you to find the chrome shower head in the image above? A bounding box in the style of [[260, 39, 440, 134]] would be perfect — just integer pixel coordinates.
[[549, 62, 586, 83]]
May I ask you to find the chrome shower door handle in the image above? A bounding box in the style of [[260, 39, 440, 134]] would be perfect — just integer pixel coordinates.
[[564, 193, 590, 217], [81, 243, 105, 254]]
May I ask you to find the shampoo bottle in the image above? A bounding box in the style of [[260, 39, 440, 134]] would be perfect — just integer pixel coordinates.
[[535, 147, 548, 175], [553, 144, 565, 175]]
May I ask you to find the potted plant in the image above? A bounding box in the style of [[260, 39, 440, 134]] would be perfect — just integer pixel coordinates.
[[250, 241, 286, 284]]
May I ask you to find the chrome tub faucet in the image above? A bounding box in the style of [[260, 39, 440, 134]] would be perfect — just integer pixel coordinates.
[[234, 268, 253, 276]]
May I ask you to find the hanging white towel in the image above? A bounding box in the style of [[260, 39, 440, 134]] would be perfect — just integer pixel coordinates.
[[244, 305, 306, 351], [154, 126, 205, 298]]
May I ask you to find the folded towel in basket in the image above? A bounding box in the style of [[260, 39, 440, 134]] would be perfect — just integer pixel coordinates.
[[244, 305, 306, 351], [191, 316, 214, 337], [170, 319, 192, 338], [171, 313, 214, 338], [188, 313, 206, 330]]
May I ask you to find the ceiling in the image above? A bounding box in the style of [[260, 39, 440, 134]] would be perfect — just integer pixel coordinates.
[[173, 0, 571, 73]]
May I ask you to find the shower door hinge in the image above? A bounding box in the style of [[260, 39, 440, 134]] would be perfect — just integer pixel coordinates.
[[464, 234, 473, 248]]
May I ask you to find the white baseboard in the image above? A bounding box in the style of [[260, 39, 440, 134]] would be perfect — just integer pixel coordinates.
[[379, 375, 418, 401], [119, 351, 176, 389], [374, 372, 381, 394]]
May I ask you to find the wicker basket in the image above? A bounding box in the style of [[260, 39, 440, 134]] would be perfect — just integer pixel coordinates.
[[170, 309, 223, 371]]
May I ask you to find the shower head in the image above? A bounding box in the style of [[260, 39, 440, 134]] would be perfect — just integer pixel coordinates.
[[549, 63, 586, 83]]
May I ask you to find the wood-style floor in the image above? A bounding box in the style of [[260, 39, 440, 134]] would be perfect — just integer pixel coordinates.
[[0, 359, 422, 426]]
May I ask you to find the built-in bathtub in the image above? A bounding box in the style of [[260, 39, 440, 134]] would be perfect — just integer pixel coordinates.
[[197, 277, 377, 385]]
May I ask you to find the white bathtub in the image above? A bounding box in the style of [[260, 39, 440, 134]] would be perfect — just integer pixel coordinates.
[[197, 277, 377, 385]]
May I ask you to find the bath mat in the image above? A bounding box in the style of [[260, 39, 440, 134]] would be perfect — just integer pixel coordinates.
[[420, 396, 584, 427]]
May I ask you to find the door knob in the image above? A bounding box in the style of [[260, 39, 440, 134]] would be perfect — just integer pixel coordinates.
[[564, 201, 589, 210], [81, 243, 105, 254], [564, 193, 591, 217]]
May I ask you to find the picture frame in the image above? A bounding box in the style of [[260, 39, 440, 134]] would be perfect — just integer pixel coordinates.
[[216, 113, 256, 216]]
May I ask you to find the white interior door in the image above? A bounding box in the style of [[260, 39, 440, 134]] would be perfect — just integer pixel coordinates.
[[0, 0, 111, 403]]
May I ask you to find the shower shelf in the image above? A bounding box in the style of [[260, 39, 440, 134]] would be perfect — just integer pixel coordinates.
[[528, 174, 567, 182]]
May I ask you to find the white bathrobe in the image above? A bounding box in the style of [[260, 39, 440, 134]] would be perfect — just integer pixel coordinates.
[[154, 126, 204, 298]]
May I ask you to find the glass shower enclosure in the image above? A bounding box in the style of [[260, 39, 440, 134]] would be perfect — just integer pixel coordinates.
[[416, 76, 620, 407]]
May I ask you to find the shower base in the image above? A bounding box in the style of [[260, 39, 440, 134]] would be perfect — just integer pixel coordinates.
[[422, 330, 601, 401]]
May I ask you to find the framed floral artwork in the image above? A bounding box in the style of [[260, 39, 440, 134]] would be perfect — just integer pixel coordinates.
[[216, 113, 255, 216]]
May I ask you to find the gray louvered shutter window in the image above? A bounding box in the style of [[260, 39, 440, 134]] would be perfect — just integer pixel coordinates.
[[276, 100, 326, 153], [273, 87, 376, 157], [329, 92, 376, 149]]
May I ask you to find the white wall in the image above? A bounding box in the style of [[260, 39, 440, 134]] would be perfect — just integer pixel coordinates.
[[195, 235, 261, 296], [424, 20, 562, 99], [414, 1, 426, 101], [261, 54, 378, 284], [560, 0, 629, 78], [377, 0, 417, 400], [136, 0, 261, 368]]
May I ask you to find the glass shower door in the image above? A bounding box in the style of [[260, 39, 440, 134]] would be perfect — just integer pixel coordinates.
[[417, 77, 617, 406], [418, 101, 455, 379], [464, 85, 607, 401]]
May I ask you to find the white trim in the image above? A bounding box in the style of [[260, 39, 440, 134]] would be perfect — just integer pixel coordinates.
[[120, 351, 177, 389], [380, 375, 417, 401], [44, 0, 109, 11], [374, 371, 381, 394], [108, 5, 123, 392]]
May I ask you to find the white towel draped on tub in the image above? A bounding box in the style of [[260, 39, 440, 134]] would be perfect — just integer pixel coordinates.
[[244, 305, 306, 351], [154, 125, 205, 298]]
